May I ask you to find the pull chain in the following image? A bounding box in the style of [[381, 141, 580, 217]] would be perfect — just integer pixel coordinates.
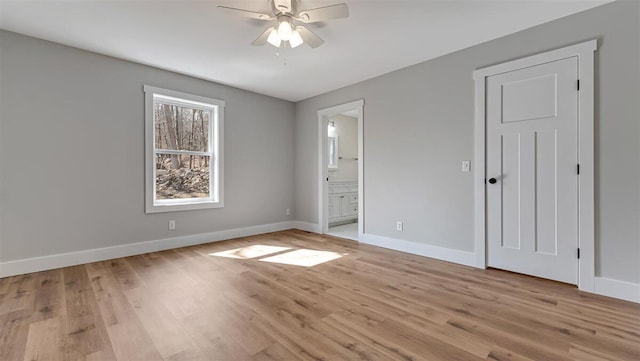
[[275, 44, 288, 66]]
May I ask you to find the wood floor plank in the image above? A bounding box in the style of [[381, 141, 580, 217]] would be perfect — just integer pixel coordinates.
[[0, 273, 43, 361], [0, 273, 38, 315], [221, 300, 275, 356], [124, 286, 208, 360], [31, 269, 66, 324], [446, 317, 574, 360], [0, 310, 31, 361], [85, 261, 161, 361], [22, 316, 64, 361], [64, 264, 116, 361], [322, 309, 414, 361], [486, 346, 536, 361], [250, 342, 305, 361], [0, 275, 11, 308], [568, 342, 627, 361], [0, 229, 638, 360], [106, 258, 143, 291], [224, 273, 377, 360]]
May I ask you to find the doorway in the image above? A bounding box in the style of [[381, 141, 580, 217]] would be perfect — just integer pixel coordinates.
[[317, 100, 364, 241], [473, 40, 596, 291]]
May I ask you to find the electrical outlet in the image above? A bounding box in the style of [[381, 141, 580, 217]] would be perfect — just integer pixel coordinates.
[[462, 160, 471, 172], [168, 220, 176, 230], [396, 221, 403, 232], [286, 208, 291, 216]]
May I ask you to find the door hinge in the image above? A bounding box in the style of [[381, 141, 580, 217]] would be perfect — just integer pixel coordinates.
[[577, 79, 580, 91], [577, 248, 581, 259], [577, 164, 580, 175]]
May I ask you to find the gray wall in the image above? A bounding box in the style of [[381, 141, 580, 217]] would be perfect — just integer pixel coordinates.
[[294, 0, 640, 283], [0, 30, 295, 262]]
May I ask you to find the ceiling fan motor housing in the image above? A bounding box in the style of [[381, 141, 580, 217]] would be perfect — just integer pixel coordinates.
[[273, 0, 298, 15]]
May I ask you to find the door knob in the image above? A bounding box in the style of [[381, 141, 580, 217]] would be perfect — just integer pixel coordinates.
[[488, 178, 497, 184]]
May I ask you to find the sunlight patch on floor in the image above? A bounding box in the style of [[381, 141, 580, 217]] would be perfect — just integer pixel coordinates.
[[208, 245, 291, 259], [209, 244, 346, 267], [259, 249, 343, 267]]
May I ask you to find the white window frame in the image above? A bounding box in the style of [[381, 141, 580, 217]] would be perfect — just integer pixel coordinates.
[[144, 85, 224, 213]]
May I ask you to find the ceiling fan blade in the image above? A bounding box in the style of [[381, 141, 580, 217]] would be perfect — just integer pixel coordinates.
[[218, 6, 274, 20], [297, 3, 348, 23], [296, 26, 324, 48], [252, 28, 273, 46]]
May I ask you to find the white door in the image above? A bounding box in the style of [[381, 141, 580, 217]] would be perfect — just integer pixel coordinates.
[[486, 57, 579, 284]]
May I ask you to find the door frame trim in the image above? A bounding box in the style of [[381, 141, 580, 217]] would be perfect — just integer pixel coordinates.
[[472, 39, 597, 292], [317, 99, 365, 238]]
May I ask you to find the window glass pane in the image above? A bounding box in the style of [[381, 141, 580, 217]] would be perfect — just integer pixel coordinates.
[[154, 102, 210, 152], [328, 137, 337, 168], [156, 154, 211, 200]]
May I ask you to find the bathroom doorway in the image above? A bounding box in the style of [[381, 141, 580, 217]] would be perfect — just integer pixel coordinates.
[[317, 100, 364, 241]]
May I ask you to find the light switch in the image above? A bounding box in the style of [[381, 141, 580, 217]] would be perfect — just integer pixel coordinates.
[[462, 161, 471, 172]]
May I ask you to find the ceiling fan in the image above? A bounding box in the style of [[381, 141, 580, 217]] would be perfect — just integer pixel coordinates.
[[218, 0, 349, 49]]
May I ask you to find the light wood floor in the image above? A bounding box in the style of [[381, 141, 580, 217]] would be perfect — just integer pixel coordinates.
[[1, 230, 639, 361]]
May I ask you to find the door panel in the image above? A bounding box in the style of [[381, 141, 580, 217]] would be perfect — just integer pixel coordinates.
[[500, 133, 521, 250], [501, 74, 557, 123], [328, 195, 341, 219], [340, 196, 352, 216], [535, 130, 558, 255], [487, 57, 578, 284]]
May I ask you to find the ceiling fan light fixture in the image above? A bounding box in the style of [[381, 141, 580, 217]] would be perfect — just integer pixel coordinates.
[[289, 30, 303, 48], [219, 1, 350, 49], [277, 19, 293, 41], [267, 28, 281, 47]]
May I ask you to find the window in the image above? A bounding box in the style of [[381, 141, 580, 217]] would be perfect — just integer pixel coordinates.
[[144, 86, 224, 213], [328, 136, 339, 169]]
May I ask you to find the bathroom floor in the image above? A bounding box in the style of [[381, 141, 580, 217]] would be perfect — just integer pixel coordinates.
[[328, 221, 358, 241]]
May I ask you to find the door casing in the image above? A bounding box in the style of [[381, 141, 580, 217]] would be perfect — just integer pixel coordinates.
[[473, 40, 597, 292]]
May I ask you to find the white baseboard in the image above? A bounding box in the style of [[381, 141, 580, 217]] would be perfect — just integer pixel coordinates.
[[4, 221, 636, 304], [0, 221, 295, 278], [359, 234, 640, 304], [360, 233, 477, 267], [291, 221, 322, 233], [594, 277, 640, 303]]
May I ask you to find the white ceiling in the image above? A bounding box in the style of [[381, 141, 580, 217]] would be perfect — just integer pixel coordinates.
[[0, 0, 611, 102]]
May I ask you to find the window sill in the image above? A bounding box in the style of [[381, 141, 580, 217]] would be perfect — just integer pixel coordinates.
[[145, 200, 224, 214]]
